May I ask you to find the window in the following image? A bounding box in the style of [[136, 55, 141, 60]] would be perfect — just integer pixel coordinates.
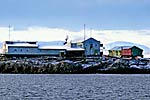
[[20, 49, 22, 52], [14, 49, 17, 51], [90, 44, 93, 49], [100, 44, 103, 47], [116, 51, 118, 56]]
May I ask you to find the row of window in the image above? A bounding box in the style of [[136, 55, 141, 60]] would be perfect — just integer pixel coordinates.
[[12, 49, 60, 53], [85, 44, 98, 47], [14, 49, 29, 52]]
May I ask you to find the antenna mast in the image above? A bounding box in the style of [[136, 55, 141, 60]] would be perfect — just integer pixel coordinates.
[[83, 24, 86, 60], [84, 24, 86, 42], [8, 25, 11, 41]]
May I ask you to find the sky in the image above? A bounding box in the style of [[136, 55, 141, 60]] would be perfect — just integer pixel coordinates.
[[0, 0, 150, 48]]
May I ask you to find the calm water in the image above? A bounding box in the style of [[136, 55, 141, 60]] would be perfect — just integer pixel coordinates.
[[0, 74, 150, 100]]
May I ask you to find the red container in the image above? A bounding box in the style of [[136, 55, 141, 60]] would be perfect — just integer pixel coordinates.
[[121, 49, 132, 56]]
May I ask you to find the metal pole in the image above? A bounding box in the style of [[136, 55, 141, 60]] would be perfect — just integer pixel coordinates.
[[8, 25, 11, 41], [83, 24, 86, 61], [84, 24, 85, 42]]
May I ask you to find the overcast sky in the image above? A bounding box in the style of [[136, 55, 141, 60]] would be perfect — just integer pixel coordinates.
[[0, 0, 150, 47], [0, 0, 150, 30]]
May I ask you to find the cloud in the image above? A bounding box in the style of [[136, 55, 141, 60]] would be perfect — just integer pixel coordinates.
[[0, 26, 150, 48]]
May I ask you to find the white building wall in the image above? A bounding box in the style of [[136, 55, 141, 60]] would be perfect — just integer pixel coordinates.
[[8, 47, 39, 55], [1, 41, 66, 56], [39, 49, 66, 55], [7, 47, 66, 56]]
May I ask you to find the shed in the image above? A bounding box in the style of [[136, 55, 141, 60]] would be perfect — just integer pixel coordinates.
[[108, 46, 127, 57], [121, 46, 143, 58]]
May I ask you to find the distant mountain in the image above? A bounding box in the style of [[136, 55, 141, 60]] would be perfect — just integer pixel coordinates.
[[105, 41, 150, 55]]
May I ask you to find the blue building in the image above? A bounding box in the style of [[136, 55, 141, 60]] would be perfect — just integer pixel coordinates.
[[70, 38, 103, 56], [83, 38, 103, 56]]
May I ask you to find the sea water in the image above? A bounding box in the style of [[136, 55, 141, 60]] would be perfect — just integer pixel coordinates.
[[0, 74, 150, 100]]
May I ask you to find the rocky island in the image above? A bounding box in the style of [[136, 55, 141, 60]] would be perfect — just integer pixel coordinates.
[[0, 56, 150, 74]]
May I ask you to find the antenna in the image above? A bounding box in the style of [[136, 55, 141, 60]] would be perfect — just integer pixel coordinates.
[[8, 25, 11, 41], [83, 24, 86, 60], [84, 24, 86, 42]]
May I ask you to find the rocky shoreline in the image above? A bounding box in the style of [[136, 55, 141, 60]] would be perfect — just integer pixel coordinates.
[[0, 56, 150, 74]]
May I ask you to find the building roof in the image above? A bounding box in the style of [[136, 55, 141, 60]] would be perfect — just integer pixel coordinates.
[[109, 46, 132, 51], [39, 45, 84, 51], [5, 41, 37, 44], [67, 48, 84, 51], [109, 46, 143, 51], [39, 46, 67, 50], [83, 37, 100, 43], [4, 40, 85, 51], [6, 43, 38, 47]]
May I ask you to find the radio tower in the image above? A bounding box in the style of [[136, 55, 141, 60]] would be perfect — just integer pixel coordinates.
[[8, 25, 11, 41]]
